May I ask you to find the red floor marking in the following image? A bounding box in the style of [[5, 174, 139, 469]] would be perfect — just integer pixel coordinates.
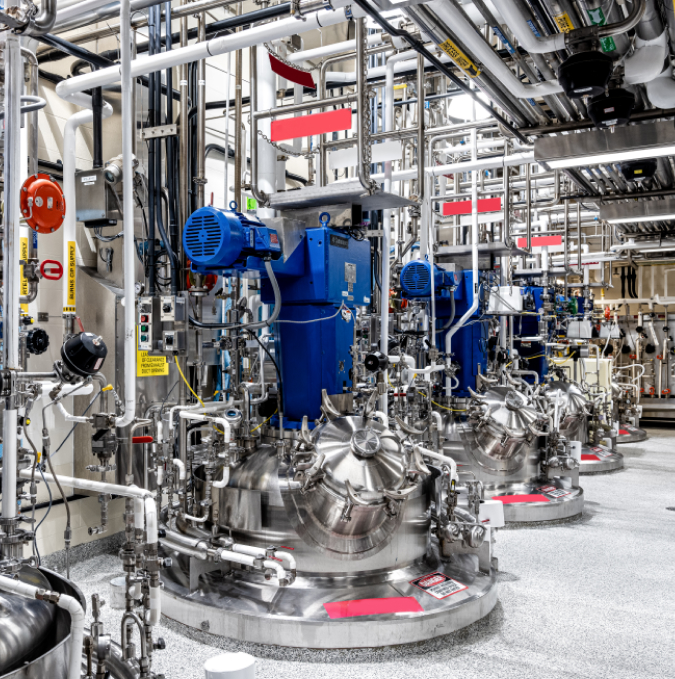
[[491, 494, 550, 504], [581, 454, 601, 462], [324, 597, 423, 619]]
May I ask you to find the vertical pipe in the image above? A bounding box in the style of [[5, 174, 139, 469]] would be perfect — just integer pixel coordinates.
[[255, 43, 277, 217], [2, 34, 22, 520], [179, 0, 189, 227], [147, 5, 157, 297], [117, 0, 137, 428], [416, 54, 425, 204], [196, 15, 207, 208], [355, 17, 374, 193]]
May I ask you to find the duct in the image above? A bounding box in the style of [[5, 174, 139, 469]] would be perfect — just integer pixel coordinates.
[[644, 63, 675, 108], [623, 30, 668, 85], [634, 0, 664, 40]]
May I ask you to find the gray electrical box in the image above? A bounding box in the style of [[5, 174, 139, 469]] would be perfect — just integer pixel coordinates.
[[75, 167, 119, 227]]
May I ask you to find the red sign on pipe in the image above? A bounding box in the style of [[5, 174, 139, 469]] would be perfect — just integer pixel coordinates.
[[516, 235, 563, 249], [442, 197, 501, 216], [270, 108, 353, 142], [269, 54, 316, 89], [324, 597, 423, 619]]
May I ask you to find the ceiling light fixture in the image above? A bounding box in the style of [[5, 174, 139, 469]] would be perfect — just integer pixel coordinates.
[[600, 197, 675, 224], [535, 121, 675, 169]]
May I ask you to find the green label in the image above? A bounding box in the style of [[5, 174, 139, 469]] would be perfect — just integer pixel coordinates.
[[587, 8, 616, 52], [246, 197, 258, 211]]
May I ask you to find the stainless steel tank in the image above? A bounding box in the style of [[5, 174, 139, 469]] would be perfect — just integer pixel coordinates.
[[0, 568, 84, 679], [160, 415, 498, 648], [444, 387, 584, 523], [545, 381, 624, 474]]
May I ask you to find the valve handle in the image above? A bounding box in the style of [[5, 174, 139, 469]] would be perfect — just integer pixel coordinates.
[[40, 259, 63, 280]]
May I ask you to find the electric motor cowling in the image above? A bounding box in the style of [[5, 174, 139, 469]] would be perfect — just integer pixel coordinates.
[[20, 173, 66, 233]]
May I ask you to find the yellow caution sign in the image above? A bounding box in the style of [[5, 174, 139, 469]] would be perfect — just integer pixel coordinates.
[[20, 237, 28, 313], [63, 240, 76, 314], [438, 39, 481, 78], [137, 351, 169, 377], [554, 13, 575, 33]]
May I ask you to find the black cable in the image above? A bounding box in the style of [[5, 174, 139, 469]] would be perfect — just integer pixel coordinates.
[[247, 331, 283, 417], [350, 0, 530, 145]]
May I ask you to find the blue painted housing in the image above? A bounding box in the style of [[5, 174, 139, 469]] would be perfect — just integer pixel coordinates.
[[434, 270, 488, 398], [255, 226, 371, 423]]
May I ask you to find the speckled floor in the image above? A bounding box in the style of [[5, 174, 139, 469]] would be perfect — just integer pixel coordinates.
[[69, 425, 675, 679]]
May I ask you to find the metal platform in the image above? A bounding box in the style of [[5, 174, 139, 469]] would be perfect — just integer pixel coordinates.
[[160, 557, 498, 648], [616, 423, 648, 444], [580, 444, 624, 474], [268, 180, 415, 211], [489, 480, 584, 524]]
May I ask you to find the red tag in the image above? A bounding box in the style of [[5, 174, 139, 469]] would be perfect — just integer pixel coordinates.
[[442, 197, 501, 216], [516, 235, 563, 248], [491, 494, 550, 504], [269, 53, 316, 89], [271, 108, 352, 142], [132, 436, 154, 444], [323, 597, 423, 619]]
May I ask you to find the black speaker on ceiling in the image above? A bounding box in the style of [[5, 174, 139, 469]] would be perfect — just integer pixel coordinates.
[[587, 88, 635, 129], [557, 51, 614, 99], [619, 158, 658, 183]]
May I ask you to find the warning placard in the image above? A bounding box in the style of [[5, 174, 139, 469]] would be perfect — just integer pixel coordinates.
[[410, 572, 468, 600], [137, 351, 169, 377]]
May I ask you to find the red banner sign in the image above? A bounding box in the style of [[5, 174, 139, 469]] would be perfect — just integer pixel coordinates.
[[270, 108, 352, 142]]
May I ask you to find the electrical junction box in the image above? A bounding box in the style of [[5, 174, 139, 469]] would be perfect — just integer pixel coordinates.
[[567, 319, 594, 339], [486, 286, 524, 315], [599, 321, 621, 339], [75, 167, 119, 227]]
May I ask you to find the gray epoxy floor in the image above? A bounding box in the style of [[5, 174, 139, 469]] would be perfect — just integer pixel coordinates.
[[70, 425, 675, 679]]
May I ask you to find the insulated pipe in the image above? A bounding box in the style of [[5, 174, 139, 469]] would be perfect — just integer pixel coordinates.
[[414, 445, 458, 482], [493, 0, 567, 53], [445, 128, 480, 396], [379, 50, 411, 414], [232, 543, 297, 572], [116, 0, 137, 429], [20, 468, 154, 498], [287, 32, 385, 63], [179, 410, 232, 442], [55, 401, 90, 423], [425, 1, 565, 98], [0, 575, 85, 679], [55, 7, 365, 100], [24, 0, 58, 35], [61, 98, 114, 325], [2, 36, 23, 524], [363, 151, 535, 183]]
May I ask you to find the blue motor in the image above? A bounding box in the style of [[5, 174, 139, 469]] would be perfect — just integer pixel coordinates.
[[183, 205, 281, 273], [400, 259, 458, 298]]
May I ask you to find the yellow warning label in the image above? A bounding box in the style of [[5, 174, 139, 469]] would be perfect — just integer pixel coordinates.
[[393, 83, 407, 90], [64, 240, 76, 313], [137, 351, 169, 377], [20, 237, 28, 313], [554, 13, 574, 33], [438, 39, 481, 78]]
